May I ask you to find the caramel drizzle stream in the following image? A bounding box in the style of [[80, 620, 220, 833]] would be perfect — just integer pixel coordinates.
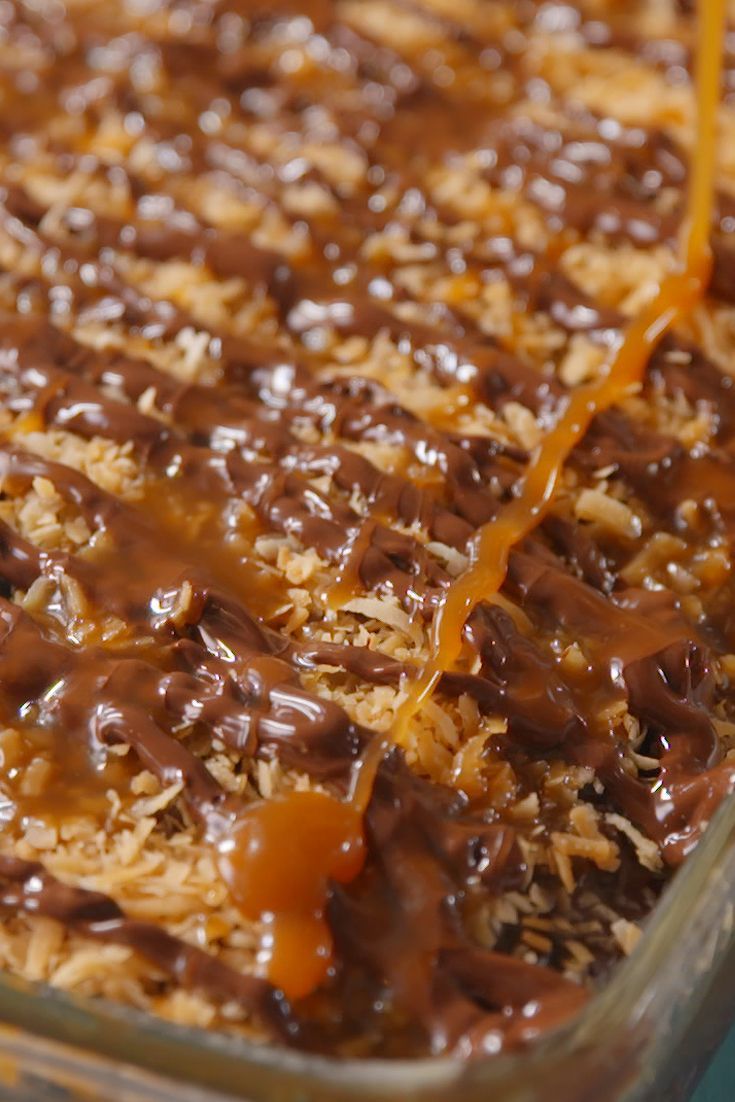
[[385, 0, 726, 754]]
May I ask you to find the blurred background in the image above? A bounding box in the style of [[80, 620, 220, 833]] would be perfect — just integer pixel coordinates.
[[695, 1032, 735, 1102]]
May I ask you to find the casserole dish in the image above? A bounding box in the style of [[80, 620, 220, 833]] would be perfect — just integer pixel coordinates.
[[0, 0, 733, 1096]]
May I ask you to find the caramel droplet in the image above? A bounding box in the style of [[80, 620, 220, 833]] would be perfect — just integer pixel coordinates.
[[220, 790, 365, 999]]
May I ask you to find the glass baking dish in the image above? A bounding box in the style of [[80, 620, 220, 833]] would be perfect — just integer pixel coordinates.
[[0, 791, 732, 1102]]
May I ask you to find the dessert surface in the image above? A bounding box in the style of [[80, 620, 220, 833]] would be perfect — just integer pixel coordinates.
[[0, 0, 732, 1060]]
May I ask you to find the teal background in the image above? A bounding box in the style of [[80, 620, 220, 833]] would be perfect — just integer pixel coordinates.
[[692, 1029, 735, 1101]]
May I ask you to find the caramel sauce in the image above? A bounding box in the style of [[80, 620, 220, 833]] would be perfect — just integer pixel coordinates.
[[390, 0, 726, 747], [0, 721, 134, 827], [219, 791, 365, 999], [325, 517, 379, 610], [132, 477, 287, 626]]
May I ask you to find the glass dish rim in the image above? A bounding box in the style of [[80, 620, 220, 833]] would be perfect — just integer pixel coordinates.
[[0, 790, 734, 1099]]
